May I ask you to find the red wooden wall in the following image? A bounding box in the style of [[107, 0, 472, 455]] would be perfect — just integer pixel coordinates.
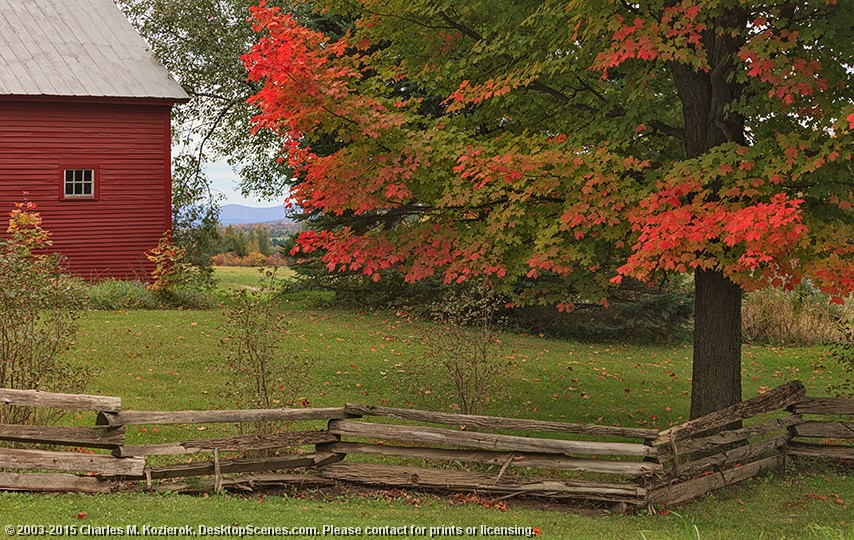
[[0, 100, 172, 280]]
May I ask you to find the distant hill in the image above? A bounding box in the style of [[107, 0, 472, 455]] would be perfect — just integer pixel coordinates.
[[219, 204, 287, 225]]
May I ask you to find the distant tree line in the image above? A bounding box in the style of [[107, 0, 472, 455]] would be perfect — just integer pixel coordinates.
[[211, 223, 295, 267]]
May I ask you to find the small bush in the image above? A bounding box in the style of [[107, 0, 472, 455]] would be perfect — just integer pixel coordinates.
[[398, 285, 507, 415], [0, 202, 90, 425], [827, 322, 853, 398], [146, 231, 187, 293], [146, 230, 218, 296], [742, 284, 850, 346], [220, 268, 309, 435]]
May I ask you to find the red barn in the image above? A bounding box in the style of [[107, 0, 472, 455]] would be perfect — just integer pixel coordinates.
[[0, 0, 189, 279]]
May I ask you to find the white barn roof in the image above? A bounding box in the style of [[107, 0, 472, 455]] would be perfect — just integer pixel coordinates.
[[0, 0, 189, 101]]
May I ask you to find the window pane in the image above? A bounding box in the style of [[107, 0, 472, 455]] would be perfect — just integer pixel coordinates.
[[63, 169, 95, 198]]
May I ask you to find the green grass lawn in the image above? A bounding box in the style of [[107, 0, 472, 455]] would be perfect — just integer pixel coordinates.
[[1, 287, 852, 539], [213, 265, 295, 291], [1, 474, 851, 540]]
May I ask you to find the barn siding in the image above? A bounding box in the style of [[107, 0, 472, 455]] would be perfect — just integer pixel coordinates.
[[0, 100, 172, 279]]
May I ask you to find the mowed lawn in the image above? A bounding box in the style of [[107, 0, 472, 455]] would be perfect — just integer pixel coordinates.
[[0, 268, 851, 539]]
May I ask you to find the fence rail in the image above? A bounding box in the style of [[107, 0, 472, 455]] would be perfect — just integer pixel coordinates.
[[786, 393, 854, 461], [1, 383, 852, 509]]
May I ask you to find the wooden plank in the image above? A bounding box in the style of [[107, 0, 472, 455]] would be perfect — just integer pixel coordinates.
[[329, 420, 655, 458], [0, 424, 124, 449], [344, 404, 658, 439], [318, 441, 663, 476], [792, 421, 854, 439], [652, 380, 805, 446], [658, 415, 802, 458], [312, 451, 344, 468], [151, 474, 334, 493], [145, 454, 317, 480], [113, 431, 336, 457], [319, 463, 647, 504], [115, 442, 202, 458], [0, 472, 111, 494], [647, 454, 785, 506], [0, 388, 120, 412], [786, 442, 854, 459], [789, 398, 854, 416], [0, 447, 144, 477], [97, 407, 350, 426], [669, 433, 790, 480]]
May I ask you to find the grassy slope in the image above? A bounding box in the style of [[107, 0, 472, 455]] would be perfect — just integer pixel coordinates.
[[0, 268, 850, 539]]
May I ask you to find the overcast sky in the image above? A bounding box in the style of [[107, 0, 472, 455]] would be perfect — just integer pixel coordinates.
[[206, 160, 281, 207]]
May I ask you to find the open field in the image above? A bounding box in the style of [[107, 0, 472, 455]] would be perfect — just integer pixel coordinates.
[[213, 265, 295, 292], [0, 272, 851, 538]]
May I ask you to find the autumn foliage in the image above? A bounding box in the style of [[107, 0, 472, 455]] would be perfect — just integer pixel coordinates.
[[145, 231, 187, 292], [243, 1, 853, 412], [244, 1, 851, 303]]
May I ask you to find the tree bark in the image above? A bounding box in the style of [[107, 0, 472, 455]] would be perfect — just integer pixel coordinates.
[[690, 269, 742, 419], [667, 6, 748, 419]]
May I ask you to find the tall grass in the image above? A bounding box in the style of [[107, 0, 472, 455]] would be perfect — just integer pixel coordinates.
[[84, 279, 216, 310], [85, 279, 161, 309], [742, 285, 851, 346]]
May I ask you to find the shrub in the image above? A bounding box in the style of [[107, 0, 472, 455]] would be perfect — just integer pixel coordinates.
[[827, 321, 853, 398], [742, 284, 850, 346], [220, 268, 309, 435], [398, 285, 507, 415], [147, 230, 218, 294], [145, 231, 187, 293], [508, 277, 694, 343], [0, 202, 90, 425]]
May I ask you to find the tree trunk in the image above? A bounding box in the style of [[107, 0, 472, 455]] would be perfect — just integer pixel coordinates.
[[667, 5, 748, 418], [690, 269, 742, 419]]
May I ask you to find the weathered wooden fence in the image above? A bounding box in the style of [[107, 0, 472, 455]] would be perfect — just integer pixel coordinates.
[[646, 380, 806, 507], [0, 380, 851, 510], [0, 389, 129, 494], [787, 396, 854, 459], [320, 404, 658, 506]]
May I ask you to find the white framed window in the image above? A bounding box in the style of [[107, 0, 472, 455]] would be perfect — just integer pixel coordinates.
[[63, 169, 95, 198]]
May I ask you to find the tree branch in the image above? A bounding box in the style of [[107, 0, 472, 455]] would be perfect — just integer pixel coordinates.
[[650, 120, 684, 140]]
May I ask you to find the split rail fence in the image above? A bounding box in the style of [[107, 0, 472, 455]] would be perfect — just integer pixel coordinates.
[[0, 380, 851, 509]]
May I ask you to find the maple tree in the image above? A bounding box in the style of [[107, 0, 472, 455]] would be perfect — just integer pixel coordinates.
[[244, 0, 854, 417]]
